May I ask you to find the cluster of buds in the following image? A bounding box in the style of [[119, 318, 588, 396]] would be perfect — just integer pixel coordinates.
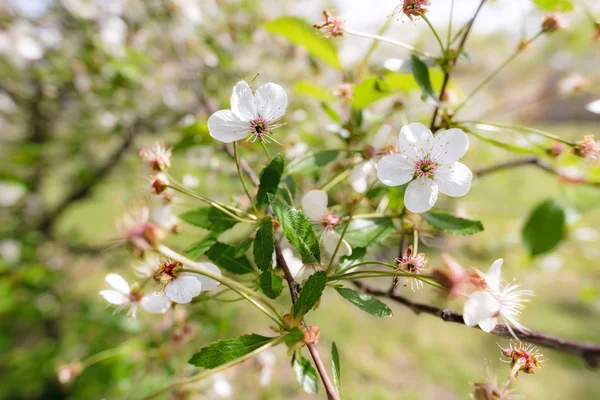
[[573, 134, 599, 162], [500, 342, 545, 375], [541, 15, 562, 34], [313, 10, 345, 37], [397, 0, 431, 22], [395, 245, 428, 291]]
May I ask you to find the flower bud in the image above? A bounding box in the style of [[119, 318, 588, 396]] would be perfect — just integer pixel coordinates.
[[333, 83, 353, 100], [541, 16, 561, 34], [301, 325, 321, 345]]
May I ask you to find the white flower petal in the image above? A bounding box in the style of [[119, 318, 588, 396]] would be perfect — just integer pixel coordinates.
[[376, 154, 414, 186], [478, 317, 499, 333], [281, 247, 304, 278], [99, 290, 129, 305], [295, 264, 317, 283], [302, 190, 328, 221], [399, 123, 433, 162], [434, 162, 472, 197], [105, 273, 130, 294], [321, 229, 352, 257], [165, 276, 202, 304], [485, 258, 503, 293], [430, 128, 469, 165], [255, 82, 287, 121], [141, 292, 171, 314], [585, 99, 600, 114], [185, 263, 222, 291], [349, 161, 375, 193], [463, 291, 500, 327], [230, 80, 257, 122], [404, 178, 438, 213], [208, 110, 250, 143]]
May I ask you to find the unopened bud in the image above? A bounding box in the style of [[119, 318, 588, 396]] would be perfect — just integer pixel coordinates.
[[301, 325, 321, 345], [541, 15, 561, 34]]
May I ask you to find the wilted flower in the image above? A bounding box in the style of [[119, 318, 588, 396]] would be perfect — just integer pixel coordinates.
[[398, 0, 431, 22], [395, 245, 428, 291], [208, 80, 287, 144], [99, 273, 171, 318], [313, 10, 345, 37], [153, 259, 221, 304], [333, 83, 353, 100], [376, 123, 472, 213], [573, 134, 599, 161], [500, 341, 545, 375], [463, 259, 534, 338], [140, 142, 172, 171], [302, 190, 352, 261], [432, 253, 468, 297], [115, 206, 164, 256], [541, 15, 561, 34]]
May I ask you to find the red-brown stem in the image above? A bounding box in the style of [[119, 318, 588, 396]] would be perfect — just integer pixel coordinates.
[[430, 0, 487, 132], [352, 280, 600, 367]]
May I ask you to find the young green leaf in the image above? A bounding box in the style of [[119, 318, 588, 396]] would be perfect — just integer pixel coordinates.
[[532, 0, 573, 12], [189, 334, 274, 368], [286, 150, 340, 175], [331, 342, 341, 396], [335, 287, 393, 318], [257, 270, 283, 299], [206, 242, 254, 274], [265, 17, 341, 69], [522, 199, 566, 256], [344, 218, 395, 248], [257, 154, 285, 208], [283, 327, 306, 346], [422, 210, 484, 235], [321, 102, 342, 123], [254, 217, 274, 271], [292, 356, 319, 394], [410, 55, 438, 106], [268, 194, 321, 264], [180, 207, 237, 234], [295, 81, 336, 102], [184, 235, 217, 259], [292, 271, 327, 320]]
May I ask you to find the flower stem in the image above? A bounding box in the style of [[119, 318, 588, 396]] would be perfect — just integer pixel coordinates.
[[142, 334, 287, 400], [454, 31, 543, 115], [457, 120, 576, 146], [259, 139, 272, 162], [319, 167, 352, 192], [326, 180, 377, 273], [420, 14, 446, 55], [157, 245, 286, 328], [234, 142, 259, 214], [345, 29, 436, 60], [446, 0, 455, 52], [330, 269, 442, 289]]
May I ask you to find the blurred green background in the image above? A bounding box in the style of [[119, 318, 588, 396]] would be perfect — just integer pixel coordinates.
[[2, 0, 600, 399]]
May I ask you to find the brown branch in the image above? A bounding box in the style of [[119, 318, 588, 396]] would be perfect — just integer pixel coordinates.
[[475, 157, 600, 188], [352, 280, 600, 368], [430, 0, 487, 132], [221, 138, 340, 400]]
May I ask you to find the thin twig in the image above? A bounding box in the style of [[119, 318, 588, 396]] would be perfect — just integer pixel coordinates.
[[352, 280, 600, 368]]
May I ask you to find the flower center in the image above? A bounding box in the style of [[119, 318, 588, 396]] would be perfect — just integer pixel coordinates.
[[250, 117, 270, 139], [321, 213, 341, 228], [415, 158, 437, 178]]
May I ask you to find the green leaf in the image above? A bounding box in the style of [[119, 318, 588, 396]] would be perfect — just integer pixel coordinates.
[[292, 271, 327, 320], [344, 218, 395, 248], [286, 150, 340, 175], [422, 210, 484, 235], [335, 287, 393, 318], [321, 102, 342, 123], [522, 199, 566, 256], [257, 154, 285, 208], [189, 334, 274, 368], [293, 356, 319, 394], [269, 194, 321, 264], [410, 55, 438, 105], [234, 237, 254, 257], [339, 247, 367, 263], [532, 0, 574, 12], [254, 217, 274, 271], [331, 342, 341, 396], [295, 81, 335, 102], [283, 327, 306, 346], [185, 235, 217, 259], [265, 17, 341, 69], [257, 270, 283, 299], [467, 129, 541, 155], [180, 207, 237, 234], [206, 242, 254, 274], [280, 175, 296, 205]]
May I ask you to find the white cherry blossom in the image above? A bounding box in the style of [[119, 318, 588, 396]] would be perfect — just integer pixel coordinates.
[[159, 260, 222, 304], [463, 259, 533, 338], [586, 99, 600, 114], [376, 123, 472, 213], [99, 273, 171, 318], [208, 80, 287, 143]]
